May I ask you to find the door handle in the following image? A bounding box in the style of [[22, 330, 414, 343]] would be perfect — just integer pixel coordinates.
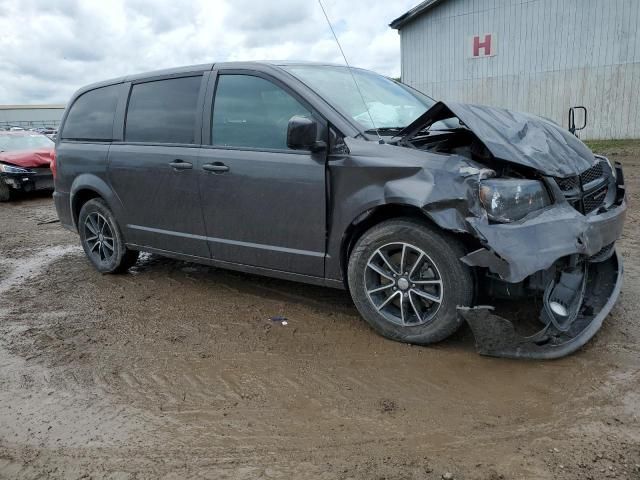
[[169, 160, 193, 170], [202, 162, 230, 173]]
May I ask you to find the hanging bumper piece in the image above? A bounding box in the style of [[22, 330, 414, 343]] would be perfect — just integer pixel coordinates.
[[459, 250, 623, 360]]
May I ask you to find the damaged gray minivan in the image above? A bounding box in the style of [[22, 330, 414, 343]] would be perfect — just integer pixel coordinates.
[[53, 62, 626, 359]]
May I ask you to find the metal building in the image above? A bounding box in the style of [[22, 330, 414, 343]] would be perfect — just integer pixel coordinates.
[[390, 0, 640, 140], [0, 105, 65, 129]]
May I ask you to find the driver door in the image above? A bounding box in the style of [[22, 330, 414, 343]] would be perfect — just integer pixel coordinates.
[[197, 70, 327, 277]]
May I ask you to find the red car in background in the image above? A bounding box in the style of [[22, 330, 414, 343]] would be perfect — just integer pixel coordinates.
[[0, 130, 55, 202]]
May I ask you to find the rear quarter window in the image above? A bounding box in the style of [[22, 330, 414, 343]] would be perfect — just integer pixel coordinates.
[[125, 76, 202, 144], [61, 84, 120, 141]]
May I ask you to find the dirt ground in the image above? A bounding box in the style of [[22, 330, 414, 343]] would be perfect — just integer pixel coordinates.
[[0, 141, 639, 480]]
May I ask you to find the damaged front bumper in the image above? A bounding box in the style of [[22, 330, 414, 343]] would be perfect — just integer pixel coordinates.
[[459, 250, 622, 359], [462, 197, 626, 284], [0, 168, 53, 193], [458, 163, 626, 359]]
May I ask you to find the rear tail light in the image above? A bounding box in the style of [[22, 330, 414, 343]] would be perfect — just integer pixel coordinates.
[[50, 149, 57, 179]]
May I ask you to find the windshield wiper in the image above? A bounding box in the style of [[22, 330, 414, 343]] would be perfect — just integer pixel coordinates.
[[364, 127, 404, 135]]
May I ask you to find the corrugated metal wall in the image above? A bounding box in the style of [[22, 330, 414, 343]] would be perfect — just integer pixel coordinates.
[[398, 0, 640, 139]]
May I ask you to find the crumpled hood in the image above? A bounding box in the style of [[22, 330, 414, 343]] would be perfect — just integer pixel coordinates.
[[0, 148, 53, 169], [400, 101, 596, 177]]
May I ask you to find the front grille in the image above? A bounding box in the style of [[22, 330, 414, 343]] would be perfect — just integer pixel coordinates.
[[583, 185, 608, 214], [556, 176, 579, 192], [580, 162, 604, 185], [555, 160, 610, 215]]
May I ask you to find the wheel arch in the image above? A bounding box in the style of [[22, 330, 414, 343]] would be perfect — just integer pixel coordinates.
[[70, 174, 121, 230], [339, 203, 477, 288]]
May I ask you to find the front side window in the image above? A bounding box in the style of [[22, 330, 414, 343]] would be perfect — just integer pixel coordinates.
[[212, 74, 311, 150], [125, 76, 202, 144], [62, 84, 120, 140]]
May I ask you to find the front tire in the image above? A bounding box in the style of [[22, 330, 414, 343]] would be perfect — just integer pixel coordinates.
[[0, 179, 11, 202], [347, 218, 473, 345], [78, 198, 138, 273]]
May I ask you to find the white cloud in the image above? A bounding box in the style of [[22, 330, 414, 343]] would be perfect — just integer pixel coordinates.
[[0, 0, 415, 104]]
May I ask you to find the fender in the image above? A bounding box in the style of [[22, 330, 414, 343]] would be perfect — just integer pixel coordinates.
[[325, 139, 483, 282]]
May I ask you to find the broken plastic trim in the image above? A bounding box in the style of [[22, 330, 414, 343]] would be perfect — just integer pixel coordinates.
[[540, 263, 587, 332], [458, 251, 622, 360]]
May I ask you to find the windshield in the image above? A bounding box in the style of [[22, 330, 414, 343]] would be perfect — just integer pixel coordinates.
[[0, 133, 53, 152], [283, 65, 435, 131]]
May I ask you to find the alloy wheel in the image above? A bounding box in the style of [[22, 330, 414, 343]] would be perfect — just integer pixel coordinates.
[[84, 212, 115, 264], [364, 242, 443, 326]]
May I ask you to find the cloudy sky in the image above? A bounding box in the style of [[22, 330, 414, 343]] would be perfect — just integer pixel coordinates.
[[0, 0, 416, 104]]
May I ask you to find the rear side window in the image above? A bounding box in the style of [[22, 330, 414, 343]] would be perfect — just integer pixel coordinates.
[[62, 85, 120, 140], [125, 76, 202, 144]]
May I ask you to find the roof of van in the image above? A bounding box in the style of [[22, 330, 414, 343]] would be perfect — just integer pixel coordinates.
[[71, 61, 356, 99]]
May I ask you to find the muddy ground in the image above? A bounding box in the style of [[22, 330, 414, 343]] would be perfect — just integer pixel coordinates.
[[0, 141, 639, 480]]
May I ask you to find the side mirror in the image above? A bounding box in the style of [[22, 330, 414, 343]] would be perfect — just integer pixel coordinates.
[[287, 115, 326, 152], [568, 106, 587, 136]]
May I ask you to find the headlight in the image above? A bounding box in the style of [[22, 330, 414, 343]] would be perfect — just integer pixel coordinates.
[[479, 179, 551, 223], [0, 163, 30, 174]]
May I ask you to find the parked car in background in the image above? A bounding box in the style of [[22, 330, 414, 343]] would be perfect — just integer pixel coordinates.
[[0, 130, 55, 201], [53, 62, 626, 359], [33, 127, 58, 138]]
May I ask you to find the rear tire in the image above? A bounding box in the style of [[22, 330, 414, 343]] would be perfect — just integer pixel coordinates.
[[347, 218, 473, 345], [78, 198, 138, 273], [0, 180, 10, 202]]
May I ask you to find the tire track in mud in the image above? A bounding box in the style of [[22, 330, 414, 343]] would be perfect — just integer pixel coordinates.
[[0, 244, 161, 467], [81, 350, 580, 453], [0, 248, 610, 452], [0, 341, 141, 450], [0, 245, 81, 298]]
